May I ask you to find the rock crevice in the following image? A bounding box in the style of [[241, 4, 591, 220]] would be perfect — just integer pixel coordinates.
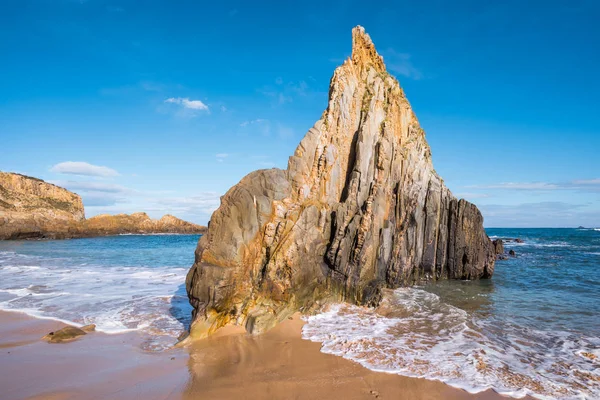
[[186, 26, 495, 338]]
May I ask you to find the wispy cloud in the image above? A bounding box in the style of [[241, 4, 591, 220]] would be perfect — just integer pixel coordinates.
[[240, 119, 267, 127], [50, 161, 120, 177], [480, 201, 599, 228], [79, 193, 128, 207], [215, 153, 229, 163], [49, 180, 133, 194], [152, 192, 221, 218], [258, 79, 312, 105], [164, 97, 209, 111], [382, 49, 423, 80], [455, 192, 491, 199], [467, 179, 600, 192], [572, 178, 600, 185], [468, 182, 560, 190], [49, 179, 134, 208], [140, 81, 166, 92]]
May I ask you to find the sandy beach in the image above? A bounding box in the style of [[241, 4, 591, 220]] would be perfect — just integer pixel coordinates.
[[0, 310, 515, 400]]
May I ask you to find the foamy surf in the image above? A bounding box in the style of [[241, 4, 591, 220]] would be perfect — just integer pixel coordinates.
[[0, 243, 194, 350], [302, 288, 600, 400]]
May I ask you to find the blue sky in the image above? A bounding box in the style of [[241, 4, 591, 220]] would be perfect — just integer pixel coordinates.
[[1, 0, 599, 227]]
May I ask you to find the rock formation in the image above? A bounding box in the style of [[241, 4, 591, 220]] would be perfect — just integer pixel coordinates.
[[0, 172, 85, 239], [43, 324, 95, 343], [83, 212, 205, 236], [186, 26, 495, 338], [0, 172, 206, 239], [492, 239, 504, 255]]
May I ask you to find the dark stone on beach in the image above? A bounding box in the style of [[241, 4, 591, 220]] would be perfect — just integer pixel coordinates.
[[515, 238, 524, 243], [497, 254, 509, 260], [492, 239, 504, 255], [43, 326, 87, 343], [509, 250, 516, 257]]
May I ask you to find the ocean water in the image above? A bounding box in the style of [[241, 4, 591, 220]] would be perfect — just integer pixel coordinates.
[[0, 234, 197, 350], [0, 230, 599, 398], [303, 228, 600, 399]]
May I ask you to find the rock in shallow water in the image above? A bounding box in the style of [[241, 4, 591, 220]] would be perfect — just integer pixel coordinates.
[[492, 239, 504, 255], [186, 26, 495, 338]]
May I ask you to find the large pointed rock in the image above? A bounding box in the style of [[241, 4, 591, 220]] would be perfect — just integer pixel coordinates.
[[186, 26, 495, 338]]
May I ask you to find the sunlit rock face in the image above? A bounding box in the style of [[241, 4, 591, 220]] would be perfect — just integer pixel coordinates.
[[186, 26, 495, 338], [0, 172, 85, 239], [0, 171, 206, 239]]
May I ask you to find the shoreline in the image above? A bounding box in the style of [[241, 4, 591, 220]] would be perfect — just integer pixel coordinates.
[[0, 310, 517, 400], [0, 231, 205, 241]]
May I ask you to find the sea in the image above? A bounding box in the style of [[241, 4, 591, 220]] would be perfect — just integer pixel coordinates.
[[0, 229, 599, 399]]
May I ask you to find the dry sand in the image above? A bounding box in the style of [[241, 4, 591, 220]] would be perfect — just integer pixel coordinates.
[[0, 310, 514, 400]]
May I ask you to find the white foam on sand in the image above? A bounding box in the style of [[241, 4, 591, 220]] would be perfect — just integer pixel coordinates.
[[0, 251, 192, 349], [302, 288, 600, 400]]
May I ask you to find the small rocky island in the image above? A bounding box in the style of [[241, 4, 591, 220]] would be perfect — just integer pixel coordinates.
[[0, 171, 206, 239], [185, 26, 495, 338]]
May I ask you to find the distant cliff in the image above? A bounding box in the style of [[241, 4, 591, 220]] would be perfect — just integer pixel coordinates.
[[83, 212, 206, 236], [0, 172, 85, 239], [186, 26, 495, 338], [0, 172, 206, 239]]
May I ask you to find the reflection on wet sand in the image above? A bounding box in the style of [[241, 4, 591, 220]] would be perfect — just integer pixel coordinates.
[[182, 314, 506, 400]]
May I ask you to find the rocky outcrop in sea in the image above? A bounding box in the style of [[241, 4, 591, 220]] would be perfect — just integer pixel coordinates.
[[185, 26, 495, 338], [0, 172, 206, 239]]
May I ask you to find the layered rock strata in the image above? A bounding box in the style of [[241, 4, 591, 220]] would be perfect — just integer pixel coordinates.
[[0, 172, 85, 239], [0, 172, 206, 239], [186, 26, 495, 338]]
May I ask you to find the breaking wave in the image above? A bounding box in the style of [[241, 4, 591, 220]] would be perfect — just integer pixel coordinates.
[[303, 288, 600, 399]]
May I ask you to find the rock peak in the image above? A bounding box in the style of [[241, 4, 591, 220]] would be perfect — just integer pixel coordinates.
[[351, 25, 385, 72], [185, 26, 494, 339]]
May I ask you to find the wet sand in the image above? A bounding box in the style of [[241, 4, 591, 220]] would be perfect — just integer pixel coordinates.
[[0, 310, 514, 400]]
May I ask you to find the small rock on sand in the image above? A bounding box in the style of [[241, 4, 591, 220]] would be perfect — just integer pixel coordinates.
[[43, 326, 87, 343]]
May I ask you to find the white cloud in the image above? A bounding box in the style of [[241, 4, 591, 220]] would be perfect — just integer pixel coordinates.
[[50, 161, 120, 177], [49, 180, 133, 194], [164, 97, 209, 111]]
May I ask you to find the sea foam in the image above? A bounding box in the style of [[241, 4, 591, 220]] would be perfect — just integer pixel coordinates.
[[0, 249, 192, 350], [302, 288, 600, 400]]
